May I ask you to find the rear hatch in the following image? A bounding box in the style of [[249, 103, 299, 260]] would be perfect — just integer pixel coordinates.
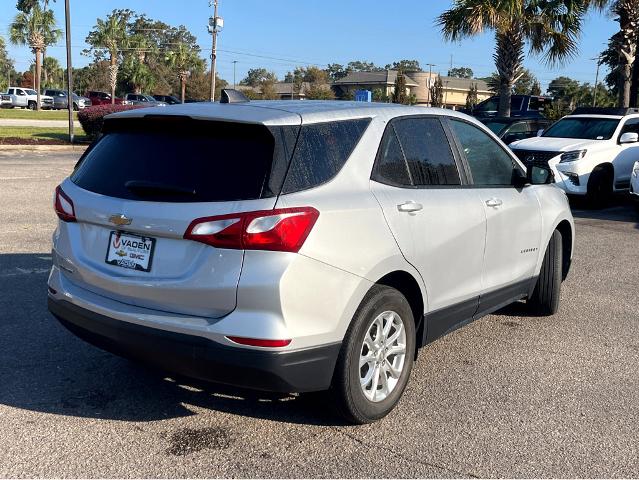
[[60, 116, 300, 317]]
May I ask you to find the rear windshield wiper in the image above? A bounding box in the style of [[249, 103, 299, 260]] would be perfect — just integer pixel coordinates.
[[125, 180, 196, 197]]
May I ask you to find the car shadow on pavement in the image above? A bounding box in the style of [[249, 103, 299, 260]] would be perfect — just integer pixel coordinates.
[[569, 195, 639, 229], [0, 253, 348, 427]]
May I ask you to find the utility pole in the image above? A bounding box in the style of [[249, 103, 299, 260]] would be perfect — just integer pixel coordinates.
[[426, 63, 436, 106], [232, 60, 238, 89], [591, 55, 602, 107], [64, 0, 74, 143], [208, 0, 220, 102]]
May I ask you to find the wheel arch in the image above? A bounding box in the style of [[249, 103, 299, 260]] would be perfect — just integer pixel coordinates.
[[588, 162, 615, 186], [555, 220, 573, 280], [374, 270, 426, 352]]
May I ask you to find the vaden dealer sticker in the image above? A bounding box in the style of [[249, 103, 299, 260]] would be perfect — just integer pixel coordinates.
[[105, 231, 156, 272]]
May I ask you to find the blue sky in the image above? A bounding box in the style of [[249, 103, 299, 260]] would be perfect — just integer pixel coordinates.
[[1, 0, 617, 90]]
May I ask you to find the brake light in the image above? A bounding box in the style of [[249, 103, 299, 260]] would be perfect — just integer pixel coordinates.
[[184, 207, 319, 252], [226, 336, 291, 348], [54, 185, 76, 222]]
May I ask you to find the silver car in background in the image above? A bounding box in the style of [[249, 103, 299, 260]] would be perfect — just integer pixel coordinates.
[[48, 96, 574, 423], [44, 89, 92, 110]]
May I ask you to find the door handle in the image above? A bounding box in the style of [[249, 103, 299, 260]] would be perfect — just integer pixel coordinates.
[[397, 201, 423, 213], [485, 198, 503, 207]]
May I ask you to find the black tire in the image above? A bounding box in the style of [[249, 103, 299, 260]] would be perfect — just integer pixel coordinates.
[[72, 103, 79, 111], [28, 101, 37, 110], [586, 167, 613, 208], [527, 230, 563, 316], [330, 285, 416, 424]]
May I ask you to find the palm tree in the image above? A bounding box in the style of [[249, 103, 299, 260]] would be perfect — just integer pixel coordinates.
[[124, 57, 155, 94], [88, 13, 129, 104], [603, 0, 639, 107], [9, 3, 60, 111], [166, 43, 201, 103], [42, 56, 63, 88], [438, 0, 600, 117]]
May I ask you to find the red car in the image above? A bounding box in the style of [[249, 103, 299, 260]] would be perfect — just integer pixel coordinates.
[[85, 91, 129, 106]]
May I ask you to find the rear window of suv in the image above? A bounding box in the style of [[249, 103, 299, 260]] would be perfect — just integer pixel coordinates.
[[71, 118, 299, 202]]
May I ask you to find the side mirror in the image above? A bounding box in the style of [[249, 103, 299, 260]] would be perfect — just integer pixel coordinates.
[[537, 129, 544, 137], [512, 168, 528, 188], [527, 164, 554, 185], [620, 132, 639, 144]]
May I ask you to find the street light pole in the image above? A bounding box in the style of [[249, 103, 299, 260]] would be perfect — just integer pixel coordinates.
[[64, 0, 74, 144], [592, 56, 602, 107], [209, 0, 219, 102], [233, 60, 238, 89]]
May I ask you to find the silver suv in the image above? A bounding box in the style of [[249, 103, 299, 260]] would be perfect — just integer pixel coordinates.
[[48, 96, 574, 424]]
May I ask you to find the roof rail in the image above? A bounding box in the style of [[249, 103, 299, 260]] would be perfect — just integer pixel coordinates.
[[220, 89, 250, 104], [571, 107, 639, 116]]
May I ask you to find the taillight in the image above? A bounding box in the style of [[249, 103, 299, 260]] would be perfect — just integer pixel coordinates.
[[184, 207, 319, 253], [54, 185, 76, 222], [226, 336, 291, 348]]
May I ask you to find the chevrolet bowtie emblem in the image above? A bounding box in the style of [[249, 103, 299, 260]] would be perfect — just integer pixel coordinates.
[[109, 214, 132, 226]]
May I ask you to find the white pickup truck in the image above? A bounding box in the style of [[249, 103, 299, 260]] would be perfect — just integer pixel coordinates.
[[4, 87, 54, 110]]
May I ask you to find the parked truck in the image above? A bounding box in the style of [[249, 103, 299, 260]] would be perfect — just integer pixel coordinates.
[[4, 87, 54, 110]]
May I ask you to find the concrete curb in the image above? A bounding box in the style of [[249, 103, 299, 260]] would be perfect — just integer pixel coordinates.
[[0, 144, 88, 152]]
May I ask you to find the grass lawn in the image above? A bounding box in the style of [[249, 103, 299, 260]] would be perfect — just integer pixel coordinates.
[[0, 108, 78, 120], [0, 126, 89, 144]]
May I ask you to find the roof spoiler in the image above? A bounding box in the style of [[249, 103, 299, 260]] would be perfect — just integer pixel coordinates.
[[220, 89, 250, 104], [571, 107, 639, 116]]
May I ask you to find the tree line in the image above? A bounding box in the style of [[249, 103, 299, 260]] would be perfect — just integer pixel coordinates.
[[2, 2, 226, 110]]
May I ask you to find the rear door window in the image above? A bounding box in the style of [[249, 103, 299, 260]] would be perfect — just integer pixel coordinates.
[[72, 119, 299, 202], [282, 118, 371, 193], [392, 117, 461, 186]]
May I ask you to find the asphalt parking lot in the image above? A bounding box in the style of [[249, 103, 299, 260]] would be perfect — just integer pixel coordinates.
[[1, 150, 638, 478]]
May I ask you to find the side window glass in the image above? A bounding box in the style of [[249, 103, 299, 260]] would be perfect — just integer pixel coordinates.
[[621, 120, 639, 135], [393, 117, 460, 186], [450, 119, 517, 186], [508, 122, 529, 134], [372, 127, 412, 186], [282, 118, 371, 194]]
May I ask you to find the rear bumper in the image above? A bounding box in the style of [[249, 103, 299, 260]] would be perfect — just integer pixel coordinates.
[[48, 296, 341, 393]]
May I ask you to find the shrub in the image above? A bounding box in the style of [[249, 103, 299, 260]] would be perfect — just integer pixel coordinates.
[[78, 104, 144, 137]]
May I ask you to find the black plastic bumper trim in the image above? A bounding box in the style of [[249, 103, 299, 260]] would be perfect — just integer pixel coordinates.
[[48, 297, 341, 393]]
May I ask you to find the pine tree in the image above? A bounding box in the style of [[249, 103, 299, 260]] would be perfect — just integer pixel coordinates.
[[430, 76, 444, 107], [466, 83, 478, 109], [392, 70, 408, 104]]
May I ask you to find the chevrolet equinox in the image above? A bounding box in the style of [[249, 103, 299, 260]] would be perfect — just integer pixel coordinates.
[[48, 95, 574, 424]]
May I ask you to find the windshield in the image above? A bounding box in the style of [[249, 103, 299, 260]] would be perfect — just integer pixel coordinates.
[[542, 117, 620, 140], [482, 121, 509, 135], [24, 89, 37, 95], [142, 95, 155, 102]]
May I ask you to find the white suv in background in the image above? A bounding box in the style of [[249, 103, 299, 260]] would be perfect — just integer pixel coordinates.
[[48, 94, 574, 424], [631, 161, 639, 212], [510, 107, 639, 207]]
